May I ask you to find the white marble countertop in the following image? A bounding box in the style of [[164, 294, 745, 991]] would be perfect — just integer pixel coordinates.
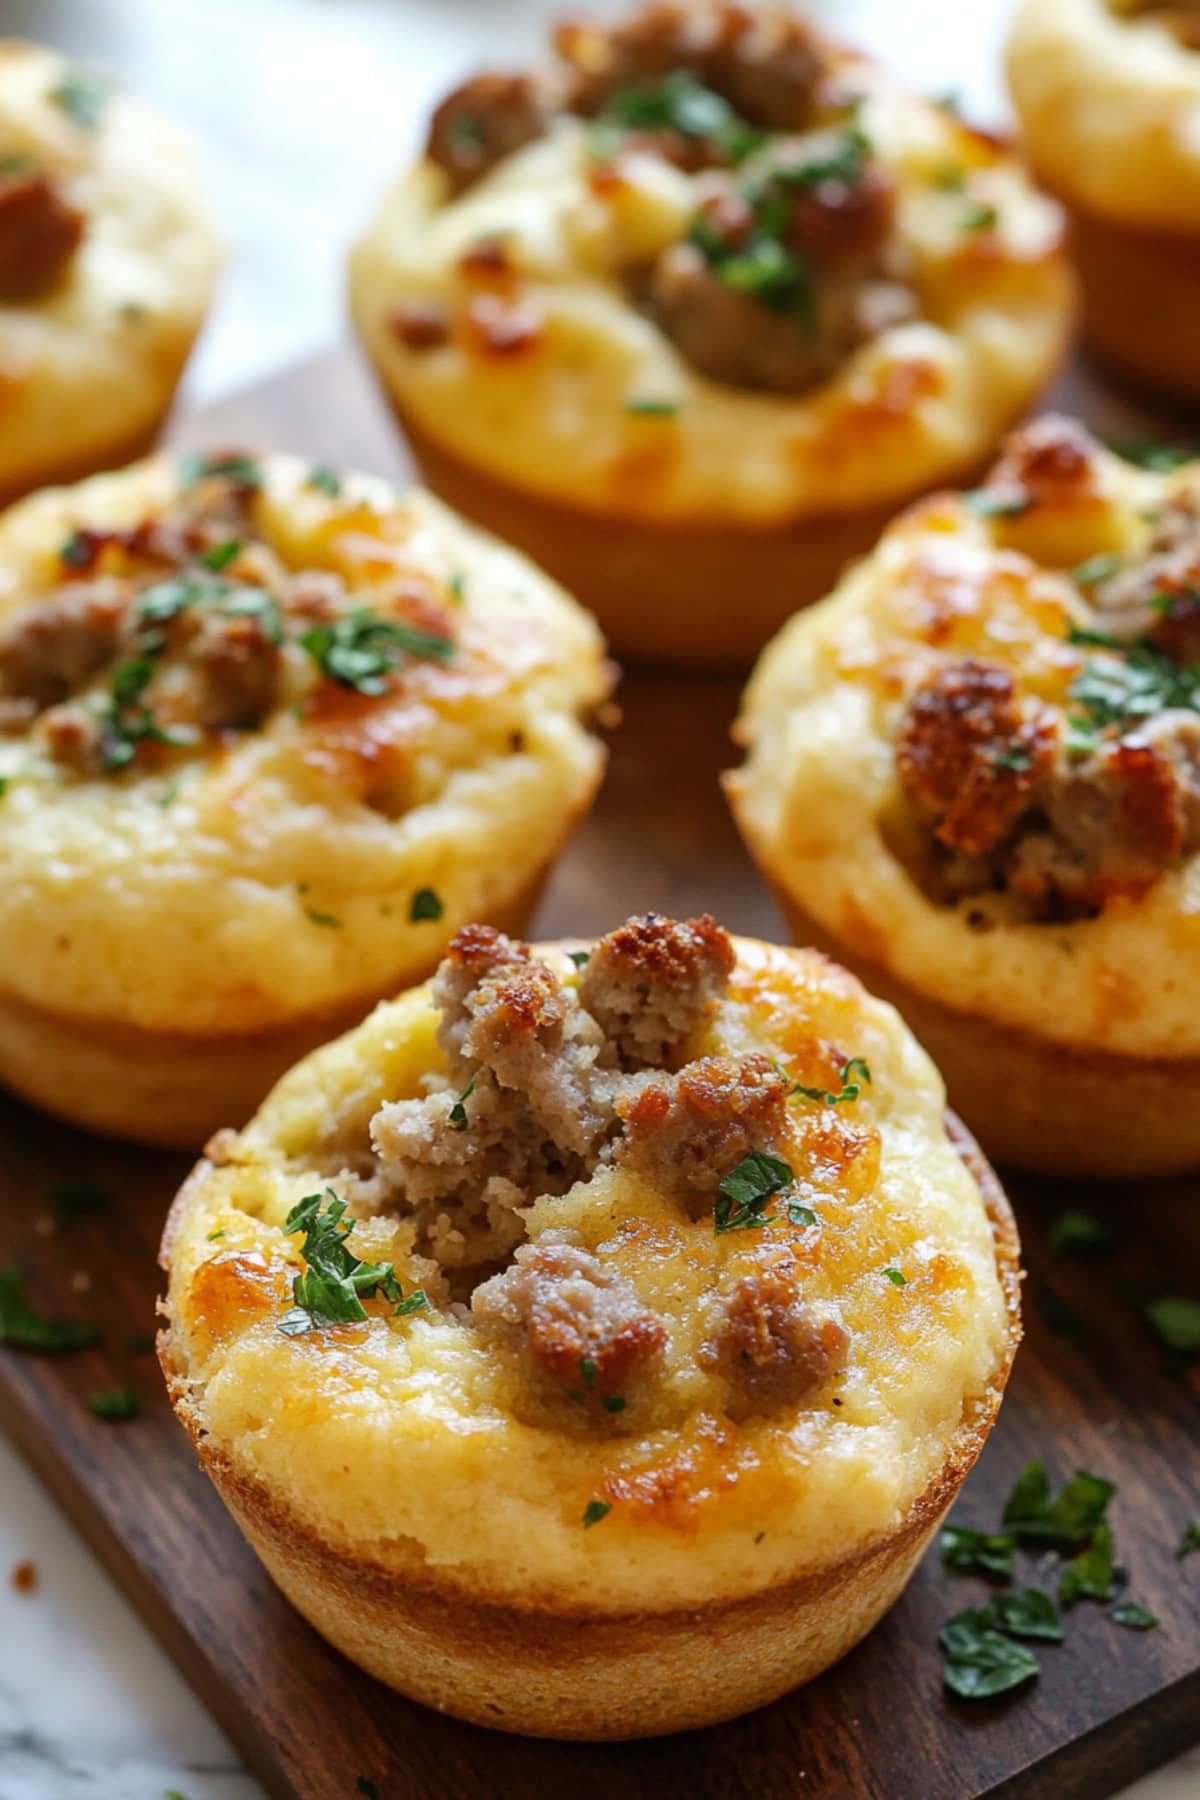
[[0, 0, 1197, 1795]]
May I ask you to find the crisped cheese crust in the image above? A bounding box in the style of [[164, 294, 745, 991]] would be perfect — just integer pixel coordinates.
[[1008, 0, 1200, 232], [162, 935, 1009, 1612], [350, 47, 1070, 525], [731, 423, 1200, 1061], [0, 42, 221, 493], [0, 455, 608, 1034]]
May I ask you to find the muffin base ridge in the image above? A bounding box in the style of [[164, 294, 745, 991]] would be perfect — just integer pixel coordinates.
[[389, 405, 988, 673], [0, 864, 555, 1148], [158, 1114, 1019, 1740], [1062, 198, 1200, 406], [769, 887, 1200, 1179]]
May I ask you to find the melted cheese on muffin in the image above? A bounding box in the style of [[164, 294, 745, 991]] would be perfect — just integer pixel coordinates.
[[351, 12, 1070, 526], [0, 43, 221, 496], [0, 453, 608, 1037], [731, 416, 1200, 1061], [162, 918, 1010, 1611], [1008, 0, 1200, 230]]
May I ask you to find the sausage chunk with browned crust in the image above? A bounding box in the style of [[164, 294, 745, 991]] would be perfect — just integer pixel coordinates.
[[616, 1052, 789, 1196], [426, 72, 553, 195], [0, 170, 85, 301], [706, 1262, 848, 1416], [578, 910, 735, 1067]]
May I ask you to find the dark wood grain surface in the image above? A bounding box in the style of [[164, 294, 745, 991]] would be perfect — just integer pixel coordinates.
[[0, 347, 1197, 1800]]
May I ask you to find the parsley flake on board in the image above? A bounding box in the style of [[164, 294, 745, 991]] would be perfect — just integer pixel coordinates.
[[1176, 1522, 1200, 1559], [300, 607, 453, 695], [714, 1151, 793, 1234], [277, 1189, 425, 1336], [583, 1499, 612, 1528], [49, 1177, 109, 1226], [87, 1384, 139, 1422], [1109, 1602, 1158, 1631], [940, 1618, 1039, 1701], [1002, 1461, 1115, 1551], [1059, 1521, 1117, 1606], [0, 1264, 99, 1354], [48, 68, 109, 131], [939, 1524, 1015, 1578], [1047, 1208, 1114, 1259], [1144, 1294, 1200, 1356], [356, 1781, 381, 1800], [410, 886, 444, 923], [785, 1056, 871, 1106]]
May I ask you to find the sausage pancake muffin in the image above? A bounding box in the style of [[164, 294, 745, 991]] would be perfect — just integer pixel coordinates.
[[1008, 0, 1200, 400], [0, 42, 220, 504], [349, 0, 1072, 667], [159, 912, 1020, 1739], [0, 452, 608, 1145], [730, 415, 1200, 1176]]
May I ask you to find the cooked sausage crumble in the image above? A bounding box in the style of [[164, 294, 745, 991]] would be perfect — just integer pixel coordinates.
[[420, 0, 921, 394], [360, 914, 851, 1424]]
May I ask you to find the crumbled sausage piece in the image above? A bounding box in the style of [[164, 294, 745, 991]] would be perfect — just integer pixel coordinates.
[[979, 414, 1103, 514], [1009, 713, 1200, 912], [432, 926, 613, 1157], [896, 658, 1057, 856], [389, 302, 451, 351], [557, 0, 825, 130], [646, 151, 915, 394], [38, 701, 104, 774], [0, 585, 127, 709], [0, 170, 85, 301], [579, 911, 734, 1067], [708, 1263, 848, 1415], [472, 1233, 666, 1397], [187, 611, 281, 730], [426, 71, 553, 194], [1091, 497, 1200, 664], [616, 1052, 789, 1195]]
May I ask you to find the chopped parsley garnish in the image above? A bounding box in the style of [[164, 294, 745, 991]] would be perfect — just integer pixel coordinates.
[[984, 1587, 1065, 1642], [447, 572, 466, 604], [60, 529, 94, 569], [933, 162, 966, 192], [940, 1616, 1039, 1701], [449, 112, 484, 150], [940, 1524, 1015, 1578], [1059, 1522, 1116, 1606], [87, 1384, 139, 1422], [600, 69, 765, 164], [201, 540, 241, 572], [624, 398, 680, 418], [568, 949, 590, 968], [787, 1201, 817, 1228], [1144, 1294, 1200, 1356], [1175, 1522, 1200, 1559], [303, 906, 341, 928], [1047, 1208, 1114, 1259], [1109, 1602, 1158, 1631], [882, 1267, 907, 1288], [992, 741, 1032, 772], [410, 886, 444, 923], [96, 654, 196, 773], [300, 607, 453, 694], [1067, 643, 1200, 742], [277, 1188, 424, 1335], [686, 123, 871, 322], [0, 1263, 99, 1354], [785, 1055, 870, 1106], [50, 1177, 109, 1226], [579, 1355, 597, 1388], [394, 1288, 429, 1317], [602, 1394, 627, 1414], [965, 489, 1031, 519], [1106, 437, 1198, 473], [714, 1151, 792, 1234], [306, 464, 342, 498], [48, 68, 109, 131], [961, 201, 998, 232], [448, 1072, 477, 1131], [582, 1499, 612, 1528], [178, 451, 262, 490], [1072, 553, 1121, 587]]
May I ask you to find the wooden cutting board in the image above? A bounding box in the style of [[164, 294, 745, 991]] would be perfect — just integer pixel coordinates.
[[1, 347, 1198, 1800]]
